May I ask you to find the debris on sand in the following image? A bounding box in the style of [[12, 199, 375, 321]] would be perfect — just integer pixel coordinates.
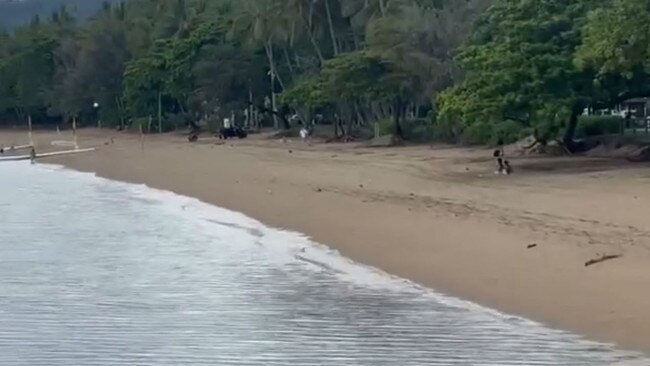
[[527, 244, 538, 249], [585, 254, 622, 267]]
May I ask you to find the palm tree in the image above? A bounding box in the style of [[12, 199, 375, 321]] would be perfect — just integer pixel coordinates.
[[234, 0, 292, 128]]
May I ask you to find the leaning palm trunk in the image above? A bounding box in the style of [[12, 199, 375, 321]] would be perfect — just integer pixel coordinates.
[[264, 39, 286, 91], [264, 39, 284, 129], [324, 0, 339, 56]]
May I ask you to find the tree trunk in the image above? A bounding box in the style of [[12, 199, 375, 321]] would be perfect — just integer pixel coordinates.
[[393, 97, 404, 139], [302, 1, 325, 65], [283, 47, 295, 78], [307, 28, 325, 65], [324, 0, 339, 56], [115, 96, 125, 130], [266, 45, 278, 129], [562, 102, 583, 151], [346, 105, 354, 140], [264, 40, 286, 91], [378, 0, 387, 16], [14, 108, 24, 128], [355, 103, 369, 126]]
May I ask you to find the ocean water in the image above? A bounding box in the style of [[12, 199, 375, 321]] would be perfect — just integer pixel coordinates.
[[0, 161, 647, 366]]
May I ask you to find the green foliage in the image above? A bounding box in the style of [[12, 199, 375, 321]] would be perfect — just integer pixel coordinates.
[[283, 51, 391, 108], [575, 0, 650, 104], [6, 0, 645, 150], [462, 122, 493, 145], [0, 0, 487, 135], [403, 119, 435, 142], [438, 0, 610, 145], [492, 120, 522, 145], [575, 116, 623, 138], [377, 118, 393, 136]]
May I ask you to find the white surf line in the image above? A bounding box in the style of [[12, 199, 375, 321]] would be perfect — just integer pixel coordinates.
[[36, 148, 96, 159], [50, 140, 76, 147], [1, 144, 32, 152], [0, 148, 95, 162], [0, 154, 30, 162]]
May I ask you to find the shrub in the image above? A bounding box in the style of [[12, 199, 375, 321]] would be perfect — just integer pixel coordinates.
[[165, 112, 193, 132], [404, 119, 434, 142], [377, 118, 393, 136], [463, 122, 493, 145], [491, 120, 522, 145], [131, 117, 150, 132], [575, 116, 622, 138], [431, 116, 461, 143]]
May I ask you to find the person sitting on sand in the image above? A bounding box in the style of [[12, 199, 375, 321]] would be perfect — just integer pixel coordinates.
[[495, 157, 505, 175], [504, 160, 513, 175], [494, 158, 513, 175], [299, 124, 312, 145]]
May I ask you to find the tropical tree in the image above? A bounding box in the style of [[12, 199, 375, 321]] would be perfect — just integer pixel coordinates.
[[576, 0, 650, 106], [437, 0, 609, 147]]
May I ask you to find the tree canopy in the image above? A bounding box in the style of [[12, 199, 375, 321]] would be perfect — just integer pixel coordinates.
[[0, 0, 649, 146]]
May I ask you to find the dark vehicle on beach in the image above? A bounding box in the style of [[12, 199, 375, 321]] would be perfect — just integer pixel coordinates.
[[219, 126, 248, 140]]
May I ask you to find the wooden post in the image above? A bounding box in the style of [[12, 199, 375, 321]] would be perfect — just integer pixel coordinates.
[[643, 99, 650, 136], [248, 88, 253, 130], [139, 119, 145, 152], [28, 115, 33, 146], [72, 116, 79, 150], [157, 91, 162, 134]]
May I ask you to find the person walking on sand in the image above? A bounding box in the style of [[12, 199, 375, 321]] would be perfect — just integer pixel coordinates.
[[30, 147, 36, 164]]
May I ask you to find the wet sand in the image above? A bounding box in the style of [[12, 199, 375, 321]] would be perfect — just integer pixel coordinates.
[[3, 128, 650, 353]]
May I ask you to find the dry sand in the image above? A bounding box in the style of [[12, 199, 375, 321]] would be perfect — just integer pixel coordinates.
[[3, 128, 650, 353]]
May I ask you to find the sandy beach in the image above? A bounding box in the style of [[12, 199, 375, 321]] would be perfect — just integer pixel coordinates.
[[3, 128, 650, 353]]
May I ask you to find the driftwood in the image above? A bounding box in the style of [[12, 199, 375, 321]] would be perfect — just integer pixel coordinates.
[[585, 254, 622, 267]]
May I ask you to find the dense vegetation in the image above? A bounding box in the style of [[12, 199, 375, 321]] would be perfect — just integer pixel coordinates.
[[0, 0, 648, 148], [0, 0, 117, 29]]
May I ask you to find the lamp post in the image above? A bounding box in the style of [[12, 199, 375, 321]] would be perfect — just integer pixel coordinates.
[[93, 102, 101, 129]]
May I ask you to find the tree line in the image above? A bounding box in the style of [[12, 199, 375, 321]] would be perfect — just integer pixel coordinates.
[[0, 0, 648, 149], [0, 0, 117, 30]]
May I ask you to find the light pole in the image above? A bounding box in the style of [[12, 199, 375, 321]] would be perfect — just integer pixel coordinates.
[[93, 102, 101, 129]]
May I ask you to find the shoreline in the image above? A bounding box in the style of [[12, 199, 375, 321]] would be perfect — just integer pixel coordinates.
[[4, 129, 650, 353]]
